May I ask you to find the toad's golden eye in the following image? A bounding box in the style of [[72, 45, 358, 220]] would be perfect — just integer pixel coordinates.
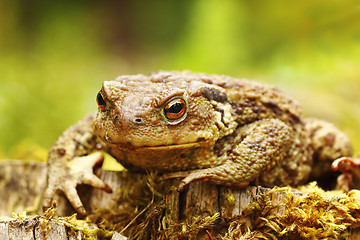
[[163, 98, 187, 120], [96, 91, 107, 111]]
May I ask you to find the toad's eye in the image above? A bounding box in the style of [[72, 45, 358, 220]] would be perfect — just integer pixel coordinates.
[[96, 91, 107, 111], [163, 98, 187, 121]]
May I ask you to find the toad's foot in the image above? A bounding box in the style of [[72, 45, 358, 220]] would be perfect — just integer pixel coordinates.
[[163, 167, 250, 192], [332, 155, 360, 191], [42, 152, 112, 216]]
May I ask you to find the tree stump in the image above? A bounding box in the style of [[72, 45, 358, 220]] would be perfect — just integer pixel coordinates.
[[1, 160, 360, 239]]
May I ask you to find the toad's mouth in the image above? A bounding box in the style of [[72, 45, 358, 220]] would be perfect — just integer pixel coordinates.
[[116, 141, 206, 152]]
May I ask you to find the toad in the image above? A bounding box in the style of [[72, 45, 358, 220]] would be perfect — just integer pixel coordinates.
[[43, 71, 353, 216]]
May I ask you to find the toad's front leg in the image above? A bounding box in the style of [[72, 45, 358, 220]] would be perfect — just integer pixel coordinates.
[[42, 114, 112, 216], [165, 118, 294, 191]]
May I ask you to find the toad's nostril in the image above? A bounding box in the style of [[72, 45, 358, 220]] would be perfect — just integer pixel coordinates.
[[133, 117, 143, 124]]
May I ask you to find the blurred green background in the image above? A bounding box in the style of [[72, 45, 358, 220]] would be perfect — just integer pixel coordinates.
[[1, 0, 360, 162]]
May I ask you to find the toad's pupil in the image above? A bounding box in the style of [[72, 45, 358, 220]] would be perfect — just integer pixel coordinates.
[[163, 98, 186, 121], [168, 102, 184, 113], [97, 92, 106, 106]]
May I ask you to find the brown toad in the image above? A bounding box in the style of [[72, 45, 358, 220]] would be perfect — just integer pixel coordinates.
[[43, 71, 353, 216]]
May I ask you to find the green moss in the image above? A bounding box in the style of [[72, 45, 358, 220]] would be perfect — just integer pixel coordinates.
[[223, 183, 360, 239]]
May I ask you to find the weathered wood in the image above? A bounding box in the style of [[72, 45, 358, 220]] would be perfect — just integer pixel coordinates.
[[0, 221, 9, 239], [111, 231, 129, 240], [1, 161, 360, 239], [0, 217, 110, 240], [0, 161, 47, 217]]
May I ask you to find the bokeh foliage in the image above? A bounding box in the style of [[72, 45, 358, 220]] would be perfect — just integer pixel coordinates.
[[1, 0, 360, 160]]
